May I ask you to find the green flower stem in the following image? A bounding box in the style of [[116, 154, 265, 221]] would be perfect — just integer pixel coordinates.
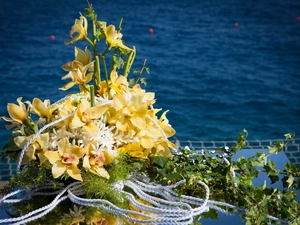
[[124, 46, 136, 77], [94, 55, 101, 90], [101, 46, 111, 57], [117, 18, 123, 33], [24, 120, 35, 133], [90, 85, 95, 107], [135, 59, 147, 85], [109, 18, 123, 73], [81, 83, 90, 92], [90, 18, 101, 94], [84, 36, 95, 48], [110, 51, 117, 73], [100, 53, 110, 99]]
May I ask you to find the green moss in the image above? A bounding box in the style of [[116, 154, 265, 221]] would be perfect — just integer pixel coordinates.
[[82, 154, 136, 209], [0, 160, 59, 196]]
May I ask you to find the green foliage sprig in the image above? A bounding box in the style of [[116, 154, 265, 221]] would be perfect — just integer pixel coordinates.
[[141, 131, 300, 225]]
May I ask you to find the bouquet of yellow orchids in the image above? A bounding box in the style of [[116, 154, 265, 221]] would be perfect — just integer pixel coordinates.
[[1, 3, 300, 225], [2, 7, 176, 181], [0, 3, 180, 225]]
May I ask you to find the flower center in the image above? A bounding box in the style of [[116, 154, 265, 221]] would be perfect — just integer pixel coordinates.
[[62, 152, 78, 165], [94, 152, 105, 166]]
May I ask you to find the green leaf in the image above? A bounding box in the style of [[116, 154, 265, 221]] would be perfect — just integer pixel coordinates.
[[140, 77, 147, 86], [95, 29, 105, 41], [2, 139, 20, 151], [128, 78, 135, 87], [268, 160, 276, 170], [84, 7, 97, 20], [252, 152, 266, 167], [153, 156, 168, 168], [145, 67, 150, 74], [269, 174, 279, 184], [284, 133, 295, 141], [34, 123, 39, 133], [201, 209, 218, 220], [287, 175, 294, 189], [267, 146, 279, 154], [133, 68, 140, 74], [112, 55, 124, 69], [165, 173, 182, 180]]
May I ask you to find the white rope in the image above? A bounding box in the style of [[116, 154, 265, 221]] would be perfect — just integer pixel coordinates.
[[68, 181, 194, 224], [1, 96, 294, 224], [128, 176, 210, 216], [0, 176, 293, 224], [0, 182, 79, 224], [146, 114, 168, 141], [16, 111, 75, 172], [16, 95, 113, 172]]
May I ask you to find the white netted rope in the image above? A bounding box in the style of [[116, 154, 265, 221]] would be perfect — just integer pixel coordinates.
[[0, 173, 293, 224], [16, 95, 111, 172], [1, 95, 294, 224]]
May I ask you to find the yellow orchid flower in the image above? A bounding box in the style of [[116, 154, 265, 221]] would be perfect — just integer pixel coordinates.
[[60, 60, 94, 92], [63, 47, 92, 69], [52, 98, 78, 129], [118, 142, 150, 159], [151, 140, 174, 157], [14, 133, 49, 164], [74, 46, 92, 66], [97, 68, 130, 98], [82, 142, 110, 179], [1, 97, 30, 129], [102, 22, 132, 51], [31, 98, 55, 119], [65, 14, 88, 45], [157, 110, 176, 137], [44, 137, 85, 181], [109, 68, 130, 94], [109, 92, 150, 133], [69, 99, 107, 132]]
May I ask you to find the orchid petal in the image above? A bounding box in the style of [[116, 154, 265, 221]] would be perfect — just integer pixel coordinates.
[[52, 161, 66, 178], [67, 164, 83, 181], [45, 151, 61, 164]]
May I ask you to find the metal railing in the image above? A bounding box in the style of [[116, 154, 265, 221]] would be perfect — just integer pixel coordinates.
[[177, 138, 300, 151], [0, 138, 299, 181]]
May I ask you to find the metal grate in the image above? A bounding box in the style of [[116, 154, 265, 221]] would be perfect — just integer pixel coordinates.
[[0, 138, 299, 181]]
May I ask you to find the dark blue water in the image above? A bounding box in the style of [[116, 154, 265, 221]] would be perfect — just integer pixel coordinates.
[[0, 0, 300, 147]]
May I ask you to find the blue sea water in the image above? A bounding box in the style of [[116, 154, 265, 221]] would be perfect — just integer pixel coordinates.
[[0, 0, 299, 145], [0, 0, 299, 223]]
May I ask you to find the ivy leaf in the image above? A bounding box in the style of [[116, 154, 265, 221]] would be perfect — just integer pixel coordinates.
[[153, 156, 168, 168], [267, 146, 279, 154], [95, 29, 105, 41], [84, 7, 97, 20], [284, 162, 297, 174], [128, 78, 135, 87], [145, 67, 150, 74], [140, 77, 147, 86], [201, 208, 218, 220], [112, 55, 124, 69], [252, 152, 266, 167], [133, 68, 140, 74], [165, 173, 182, 180], [269, 174, 279, 184], [2, 139, 20, 152], [274, 141, 284, 152], [263, 160, 279, 184], [286, 175, 294, 189], [284, 133, 295, 141]]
